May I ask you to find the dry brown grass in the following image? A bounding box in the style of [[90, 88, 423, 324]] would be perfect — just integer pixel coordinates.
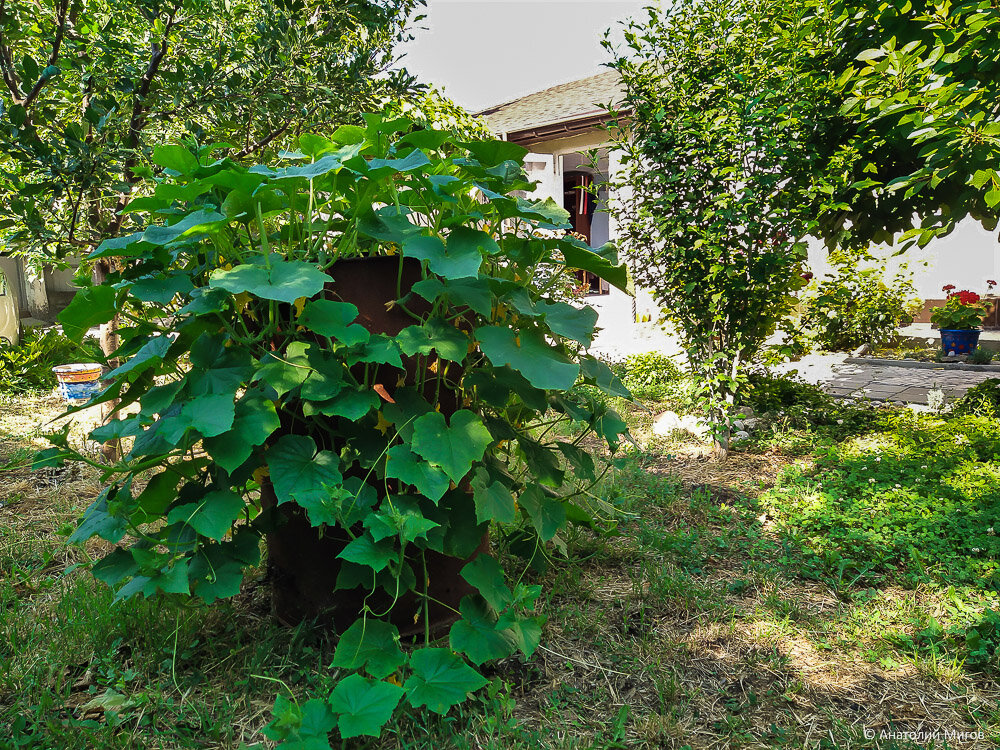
[[499, 555, 1000, 749]]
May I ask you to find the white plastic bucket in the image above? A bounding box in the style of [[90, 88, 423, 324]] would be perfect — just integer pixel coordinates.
[[52, 363, 104, 400]]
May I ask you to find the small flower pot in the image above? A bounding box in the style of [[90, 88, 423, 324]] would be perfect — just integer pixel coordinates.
[[52, 363, 103, 400], [940, 329, 981, 356]]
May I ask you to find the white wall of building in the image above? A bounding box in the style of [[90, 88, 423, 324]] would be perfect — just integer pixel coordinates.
[[806, 217, 999, 300], [0, 255, 25, 314]]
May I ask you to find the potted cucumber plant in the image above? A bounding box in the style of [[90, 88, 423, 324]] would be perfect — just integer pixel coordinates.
[[40, 113, 632, 739]]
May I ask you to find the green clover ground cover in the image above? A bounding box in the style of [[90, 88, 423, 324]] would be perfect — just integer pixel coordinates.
[[763, 411, 1000, 591]]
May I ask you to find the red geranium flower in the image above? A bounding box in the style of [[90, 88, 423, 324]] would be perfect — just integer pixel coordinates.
[[942, 284, 957, 292], [956, 290, 981, 305], [988, 279, 997, 287]]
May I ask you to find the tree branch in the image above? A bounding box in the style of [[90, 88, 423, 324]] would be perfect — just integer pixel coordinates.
[[20, 0, 68, 109], [236, 120, 293, 158], [0, 0, 23, 99], [106, 2, 182, 237], [236, 103, 322, 158]]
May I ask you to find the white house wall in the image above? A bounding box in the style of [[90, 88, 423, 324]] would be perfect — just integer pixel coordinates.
[[0, 255, 26, 315], [806, 217, 1000, 300]]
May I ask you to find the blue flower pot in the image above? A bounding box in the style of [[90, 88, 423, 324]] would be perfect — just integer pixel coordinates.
[[940, 329, 981, 356]]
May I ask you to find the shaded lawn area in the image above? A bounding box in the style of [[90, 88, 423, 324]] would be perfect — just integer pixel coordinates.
[[0, 392, 998, 749]]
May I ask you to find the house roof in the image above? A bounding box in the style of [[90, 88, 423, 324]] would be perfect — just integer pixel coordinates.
[[476, 71, 624, 143]]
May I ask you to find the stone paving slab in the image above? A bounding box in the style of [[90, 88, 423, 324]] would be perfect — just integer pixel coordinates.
[[776, 354, 998, 405]]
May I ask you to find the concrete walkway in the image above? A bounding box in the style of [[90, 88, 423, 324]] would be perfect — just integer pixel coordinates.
[[776, 353, 996, 405], [591, 320, 998, 405]]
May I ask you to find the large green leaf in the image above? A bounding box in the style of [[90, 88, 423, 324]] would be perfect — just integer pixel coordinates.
[[518, 485, 566, 542], [174, 394, 236, 440], [337, 533, 397, 573], [274, 151, 350, 180], [264, 259, 330, 304], [411, 410, 492, 483], [88, 232, 146, 260], [142, 208, 225, 246], [499, 613, 544, 658], [253, 344, 313, 396], [303, 388, 380, 421], [166, 489, 244, 540], [403, 234, 478, 279], [327, 674, 404, 739], [267, 434, 343, 513], [540, 301, 599, 346], [152, 144, 199, 174], [204, 395, 277, 474], [57, 286, 117, 342], [411, 276, 493, 316], [560, 239, 631, 293], [208, 264, 268, 296], [449, 596, 514, 665], [447, 226, 500, 259], [403, 648, 488, 715], [68, 488, 127, 544], [89, 416, 145, 443], [221, 393, 278, 446], [129, 273, 196, 304], [92, 548, 139, 588], [395, 319, 468, 362], [142, 562, 190, 596], [357, 206, 421, 243], [470, 468, 516, 524], [209, 258, 328, 303], [134, 471, 182, 517], [579, 356, 631, 399], [299, 299, 369, 345], [385, 445, 451, 502], [459, 554, 511, 612], [105, 335, 172, 379], [461, 140, 528, 167], [516, 196, 571, 227], [331, 618, 405, 678], [353, 335, 403, 369], [476, 327, 579, 391]]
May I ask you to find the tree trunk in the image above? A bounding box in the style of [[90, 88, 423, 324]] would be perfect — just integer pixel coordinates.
[[92, 259, 121, 462]]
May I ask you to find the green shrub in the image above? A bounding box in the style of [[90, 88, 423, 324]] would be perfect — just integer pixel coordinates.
[[953, 378, 1000, 419], [0, 328, 102, 393], [609, 351, 682, 400], [739, 371, 830, 414], [969, 347, 995, 365], [801, 250, 919, 351]]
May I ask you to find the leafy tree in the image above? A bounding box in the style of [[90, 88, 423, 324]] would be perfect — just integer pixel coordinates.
[[605, 0, 836, 449], [606, 0, 999, 449], [804, 0, 1000, 249], [0, 0, 425, 268]]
